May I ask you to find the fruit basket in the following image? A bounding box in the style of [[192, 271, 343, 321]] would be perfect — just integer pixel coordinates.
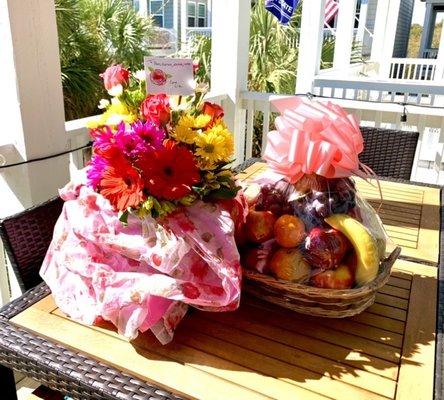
[[237, 97, 401, 318], [242, 247, 400, 318]]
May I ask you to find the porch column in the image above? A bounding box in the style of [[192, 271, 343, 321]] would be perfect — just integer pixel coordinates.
[[207, 0, 212, 27], [0, 0, 69, 213], [211, 0, 250, 165], [333, 0, 358, 70], [356, 0, 369, 43], [296, 0, 326, 93], [0, 0, 70, 300], [371, 0, 400, 78], [139, 0, 148, 17], [370, 0, 390, 64], [419, 3, 434, 57], [435, 20, 444, 79]]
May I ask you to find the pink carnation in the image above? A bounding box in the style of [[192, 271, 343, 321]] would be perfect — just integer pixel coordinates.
[[100, 65, 130, 91]]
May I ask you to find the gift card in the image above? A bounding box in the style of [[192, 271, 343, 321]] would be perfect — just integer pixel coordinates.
[[144, 57, 194, 96]]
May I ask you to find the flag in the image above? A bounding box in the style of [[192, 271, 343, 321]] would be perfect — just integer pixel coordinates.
[[324, 0, 339, 25], [265, 0, 300, 25]]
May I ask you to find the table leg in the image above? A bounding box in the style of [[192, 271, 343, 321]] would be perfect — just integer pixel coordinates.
[[0, 364, 18, 400]]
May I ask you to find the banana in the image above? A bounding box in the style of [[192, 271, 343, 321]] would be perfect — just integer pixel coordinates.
[[325, 214, 380, 286]]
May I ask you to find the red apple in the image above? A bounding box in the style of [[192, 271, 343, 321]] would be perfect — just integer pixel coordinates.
[[245, 210, 277, 243], [304, 227, 350, 270], [311, 264, 355, 289]]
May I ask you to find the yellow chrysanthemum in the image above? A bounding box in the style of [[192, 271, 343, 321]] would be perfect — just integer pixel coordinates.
[[194, 114, 211, 128], [173, 114, 212, 144], [195, 124, 234, 166], [173, 115, 197, 144], [174, 124, 197, 144], [86, 98, 136, 128]]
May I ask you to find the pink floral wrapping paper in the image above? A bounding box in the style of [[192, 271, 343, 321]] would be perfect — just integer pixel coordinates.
[[40, 172, 245, 344]]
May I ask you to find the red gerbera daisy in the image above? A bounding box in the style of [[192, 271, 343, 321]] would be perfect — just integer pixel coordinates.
[[99, 156, 145, 211], [138, 142, 200, 200]]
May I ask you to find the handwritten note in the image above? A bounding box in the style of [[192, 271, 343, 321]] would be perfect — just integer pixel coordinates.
[[144, 57, 194, 96]]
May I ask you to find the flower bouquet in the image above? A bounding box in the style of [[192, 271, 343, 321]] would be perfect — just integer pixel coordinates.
[[238, 97, 401, 317], [40, 64, 246, 344]]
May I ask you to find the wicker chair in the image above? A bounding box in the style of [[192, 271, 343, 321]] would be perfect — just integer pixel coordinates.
[[358, 127, 419, 180], [0, 197, 64, 292]]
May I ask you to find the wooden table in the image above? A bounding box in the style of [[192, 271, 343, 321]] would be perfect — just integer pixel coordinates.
[[10, 259, 438, 400], [8, 163, 442, 400]]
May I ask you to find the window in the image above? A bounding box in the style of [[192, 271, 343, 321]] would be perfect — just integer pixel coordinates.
[[150, 0, 164, 27], [187, 2, 196, 27], [198, 3, 207, 27], [133, 0, 140, 12]]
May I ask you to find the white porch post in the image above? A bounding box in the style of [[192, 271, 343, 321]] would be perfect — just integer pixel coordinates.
[[180, 0, 187, 48], [173, 0, 179, 51], [207, 0, 212, 27], [296, 0, 326, 93], [380, 0, 401, 78], [0, 0, 69, 211], [333, 0, 358, 70], [356, 0, 369, 43], [139, 0, 148, 17], [370, 0, 390, 64], [435, 21, 444, 79], [371, 0, 400, 78], [211, 0, 250, 165], [0, 0, 70, 299]]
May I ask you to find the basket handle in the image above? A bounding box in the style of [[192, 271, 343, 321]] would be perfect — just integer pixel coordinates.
[[370, 246, 402, 290]]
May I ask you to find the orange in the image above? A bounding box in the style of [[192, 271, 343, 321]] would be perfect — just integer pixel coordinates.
[[274, 214, 305, 248]]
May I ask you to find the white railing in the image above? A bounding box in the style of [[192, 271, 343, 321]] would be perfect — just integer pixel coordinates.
[[312, 76, 444, 106], [423, 48, 439, 59], [389, 58, 438, 81], [185, 27, 212, 41], [239, 90, 444, 185]]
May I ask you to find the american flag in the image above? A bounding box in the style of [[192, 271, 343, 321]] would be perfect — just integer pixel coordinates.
[[324, 0, 339, 25]]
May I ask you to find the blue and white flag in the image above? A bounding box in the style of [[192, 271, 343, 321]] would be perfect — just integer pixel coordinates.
[[265, 0, 300, 25]]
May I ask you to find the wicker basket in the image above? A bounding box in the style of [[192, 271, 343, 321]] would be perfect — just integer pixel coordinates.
[[242, 246, 401, 318]]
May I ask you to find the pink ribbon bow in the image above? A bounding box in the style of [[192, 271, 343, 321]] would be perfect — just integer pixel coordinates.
[[263, 97, 365, 183]]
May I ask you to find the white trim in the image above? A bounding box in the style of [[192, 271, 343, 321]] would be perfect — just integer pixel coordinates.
[[173, 0, 179, 35], [180, 0, 187, 46]]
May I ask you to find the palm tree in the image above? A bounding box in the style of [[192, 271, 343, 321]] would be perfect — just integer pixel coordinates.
[[56, 0, 154, 120]]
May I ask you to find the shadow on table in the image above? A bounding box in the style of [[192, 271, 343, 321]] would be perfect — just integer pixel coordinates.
[[119, 275, 437, 396]]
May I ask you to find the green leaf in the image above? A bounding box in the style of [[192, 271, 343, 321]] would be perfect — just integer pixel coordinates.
[[119, 210, 129, 225], [207, 186, 239, 200]]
